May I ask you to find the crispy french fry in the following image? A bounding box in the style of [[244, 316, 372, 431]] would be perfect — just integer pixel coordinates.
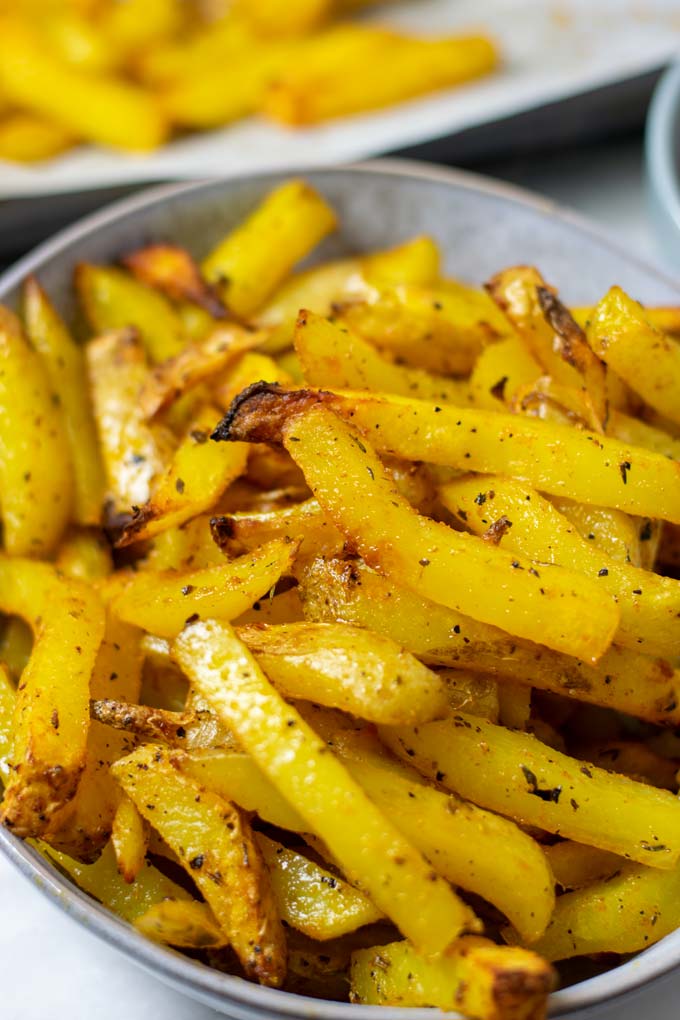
[[56, 528, 112, 581], [113, 742, 287, 986], [275, 389, 680, 523], [144, 515, 227, 572], [86, 328, 171, 516], [111, 538, 295, 637], [608, 408, 680, 460], [469, 334, 542, 410], [524, 862, 680, 961], [256, 833, 384, 939], [77, 265, 186, 363], [0, 559, 105, 837], [300, 557, 680, 726], [212, 498, 344, 565], [0, 18, 167, 151], [382, 716, 680, 868], [135, 899, 225, 948], [237, 621, 448, 725], [111, 795, 147, 883], [202, 180, 337, 318], [439, 474, 680, 659], [90, 695, 236, 752], [0, 664, 15, 782], [173, 619, 478, 954], [588, 287, 680, 425], [543, 841, 622, 891], [117, 404, 248, 545], [0, 305, 72, 556], [0, 112, 74, 162], [23, 277, 104, 524], [350, 937, 555, 1019], [295, 311, 469, 404], [216, 390, 619, 660], [122, 244, 227, 318], [548, 495, 643, 567], [265, 33, 498, 125]]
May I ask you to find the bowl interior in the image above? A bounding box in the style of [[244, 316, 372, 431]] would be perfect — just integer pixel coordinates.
[[646, 61, 680, 264], [1, 160, 680, 1020]]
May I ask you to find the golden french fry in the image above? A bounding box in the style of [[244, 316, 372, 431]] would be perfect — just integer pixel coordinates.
[[135, 899, 226, 948], [295, 310, 469, 404], [216, 389, 619, 661], [469, 334, 542, 410], [23, 277, 105, 524], [111, 538, 296, 637], [173, 619, 478, 954], [382, 716, 680, 868], [0, 664, 15, 782], [548, 494, 643, 566], [574, 741, 678, 790], [236, 0, 333, 35], [0, 618, 32, 681], [202, 180, 337, 318], [56, 528, 113, 581], [350, 937, 555, 1019], [113, 743, 287, 986], [543, 841, 622, 891], [111, 795, 148, 884], [0, 112, 74, 162], [0, 305, 73, 556], [211, 498, 344, 566], [122, 244, 227, 319], [0, 558, 105, 837]]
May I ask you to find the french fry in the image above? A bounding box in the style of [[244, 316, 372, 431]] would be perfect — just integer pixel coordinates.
[[41, 9, 117, 74], [101, 0, 184, 57], [90, 696, 236, 753], [0, 306, 73, 556], [0, 18, 168, 151], [277, 389, 680, 523], [440, 670, 500, 722], [145, 515, 228, 572], [543, 841, 622, 891], [256, 833, 384, 939], [294, 311, 470, 404], [350, 937, 555, 1019], [23, 277, 105, 524], [113, 743, 286, 985], [77, 265, 186, 363], [236, 0, 333, 35], [56, 528, 113, 582], [117, 404, 248, 545], [300, 556, 680, 726], [122, 244, 227, 319], [0, 618, 32, 681], [236, 621, 449, 725], [0, 559, 105, 837], [111, 795, 148, 883], [548, 495, 643, 566], [608, 408, 680, 460], [382, 716, 680, 868], [135, 899, 225, 948], [587, 287, 680, 425], [0, 112, 74, 162], [265, 33, 498, 125], [173, 619, 478, 954], [201, 180, 337, 318], [235, 586, 304, 625], [111, 538, 296, 638], [86, 328, 171, 516], [574, 741, 678, 790], [469, 334, 542, 411], [216, 389, 619, 660], [439, 473, 680, 659], [524, 862, 680, 961], [0, 664, 15, 782], [344, 282, 511, 377], [211, 498, 344, 566], [497, 681, 532, 731]]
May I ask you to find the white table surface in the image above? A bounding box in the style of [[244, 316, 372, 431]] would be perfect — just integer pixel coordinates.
[[2, 136, 679, 1020]]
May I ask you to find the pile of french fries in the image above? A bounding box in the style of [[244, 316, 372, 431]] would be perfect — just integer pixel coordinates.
[[0, 0, 497, 163], [4, 178, 680, 1018]]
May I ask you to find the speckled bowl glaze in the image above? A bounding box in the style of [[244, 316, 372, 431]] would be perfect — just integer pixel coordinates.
[[1, 160, 680, 1020]]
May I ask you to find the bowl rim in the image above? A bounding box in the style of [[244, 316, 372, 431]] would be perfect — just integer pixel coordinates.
[[1, 156, 680, 1019], [646, 60, 680, 244]]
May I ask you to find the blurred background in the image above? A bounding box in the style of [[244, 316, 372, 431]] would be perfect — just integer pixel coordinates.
[[0, 0, 679, 275]]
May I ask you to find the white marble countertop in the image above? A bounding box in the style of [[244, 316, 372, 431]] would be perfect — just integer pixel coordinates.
[[2, 137, 679, 1019]]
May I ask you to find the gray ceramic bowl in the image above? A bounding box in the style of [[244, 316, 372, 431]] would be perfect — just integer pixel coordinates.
[[646, 61, 680, 265], [1, 160, 680, 1020]]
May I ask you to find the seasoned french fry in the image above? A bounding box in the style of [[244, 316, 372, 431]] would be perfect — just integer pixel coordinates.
[[295, 311, 469, 404], [0, 306, 72, 556], [111, 538, 296, 638], [0, 559, 105, 837], [543, 841, 622, 891], [469, 334, 542, 410], [77, 265, 186, 363], [111, 795, 148, 884], [574, 741, 678, 790], [608, 408, 680, 460], [216, 390, 619, 660], [23, 277, 105, 524], [548, 495, 643, 567], [86, 328, 171, 516], [300, 556, 680, 726], [0, 18, 168, 151], [265, 33, 498, 125], [0, 112, 74, 162], [114, 743, 286, 985], [145, 515, 228, 572], [173, 619, 478, 954], [212, 498, 344, 565], [0, 664, 15, 782], [588, 287, 680, 425], [135, 899, 226, 948], [256, 833, 384, 939], [440, 670, 500, 722], [56, 528, 112, 582], [382, 716, 680, 867], [122, 244, 227, 319], [350, 937, 555, 1019], [237, 622, 449, 725], [202, 180, 337, 318], [0, 618, 32, 681], [525, 862, 680, 961], [439, 474, 680, 659], [280, 389, 680, 523]]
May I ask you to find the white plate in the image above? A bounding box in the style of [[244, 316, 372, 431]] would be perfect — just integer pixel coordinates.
[[2, 0, 680, 198]]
